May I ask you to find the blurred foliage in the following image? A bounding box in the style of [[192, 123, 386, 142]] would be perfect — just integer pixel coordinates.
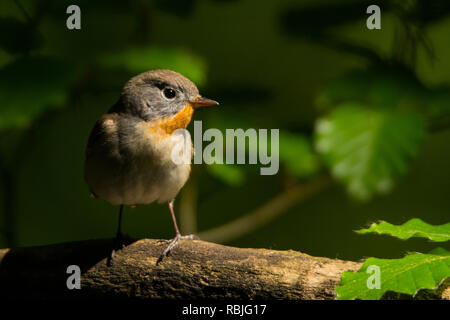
[[315, 105, 426, 200], [395, 0, 450, 26], [358, 218, 450, 242], [205, 130, 320, 185], [281, 0, 450, 70], [316, 68, 429, 111], [282, 0, 380, 34], [312, 67, 450, 202], [428, 88, 450, 118], [0, 129, 22, 168], [203, 128, 320, 185], [100, 46, 207, 86], [0, 56, 78, 130], [0, 17, 42, 54], [282, 0, 450, 35], [316, 68, 450, 121], [153, 0, 196, 17], [279, 132, 320, 179], [206, 163, 245, 186], [336, 247, 450, 300]]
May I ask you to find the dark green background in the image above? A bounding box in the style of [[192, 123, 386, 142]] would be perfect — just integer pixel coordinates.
[[0, 0, 449, 261]]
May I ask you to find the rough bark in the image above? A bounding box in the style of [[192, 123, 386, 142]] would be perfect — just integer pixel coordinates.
[[0, 239, 447, 300]]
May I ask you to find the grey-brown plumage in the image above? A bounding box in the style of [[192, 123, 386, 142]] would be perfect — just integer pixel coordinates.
[[84, 69, 219, 263]]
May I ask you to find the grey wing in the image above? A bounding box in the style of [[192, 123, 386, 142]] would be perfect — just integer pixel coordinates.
[[85, 113, 121, 159], [84, 113, 124, 203]]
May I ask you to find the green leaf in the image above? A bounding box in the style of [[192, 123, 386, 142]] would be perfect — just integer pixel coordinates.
[[358, 219, 450, 242], [0, 56, 78, 130], [206, 163, 245, 186], [279, 132, 320, 178], [336, 249, 450, 300], [315, 104, 426, 200], [100, 46, 207, 86]]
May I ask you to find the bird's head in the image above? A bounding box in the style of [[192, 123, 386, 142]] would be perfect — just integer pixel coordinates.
[[114, 69, 218, 123]]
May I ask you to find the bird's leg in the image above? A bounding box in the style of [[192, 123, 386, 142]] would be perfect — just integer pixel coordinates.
[[107, 205, 125, 266], [115, 204, 125, 248], [157, 200, 197, 264]]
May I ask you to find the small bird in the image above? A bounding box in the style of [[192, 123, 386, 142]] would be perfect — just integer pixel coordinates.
[[84, 69, 219, 263]]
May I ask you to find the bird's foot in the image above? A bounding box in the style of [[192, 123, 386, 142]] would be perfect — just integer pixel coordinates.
[[157, 233, 197, 264], [107, 249, 115, 266], [106, 232, 127, 266], [157, 234, 197, 244]]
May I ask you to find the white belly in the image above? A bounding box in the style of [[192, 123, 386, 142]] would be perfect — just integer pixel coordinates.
[[86, 127, 192, 206], [120, 130, 192, 205]]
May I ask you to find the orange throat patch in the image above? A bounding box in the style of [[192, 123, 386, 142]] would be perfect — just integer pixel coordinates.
[[160, 104, 194, 133], [145, 104, 194, 136]]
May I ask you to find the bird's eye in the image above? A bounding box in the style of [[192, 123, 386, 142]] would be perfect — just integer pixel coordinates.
[[163, 88, 176, 100]]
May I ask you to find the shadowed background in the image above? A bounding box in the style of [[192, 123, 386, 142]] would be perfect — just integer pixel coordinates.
[[0, 0, 449, 262]]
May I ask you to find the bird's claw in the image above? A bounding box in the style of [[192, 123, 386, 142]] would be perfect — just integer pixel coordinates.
[[106, 233, 127, 266], [157, 234, 197, 244], [157, 234, 197, 264]]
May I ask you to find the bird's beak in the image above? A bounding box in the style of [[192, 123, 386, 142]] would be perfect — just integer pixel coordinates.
[[190, 96, 219, 108]]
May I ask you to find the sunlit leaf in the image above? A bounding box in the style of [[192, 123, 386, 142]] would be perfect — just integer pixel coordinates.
[[315, 104, 426, 200], [0, 56, 78, 130], [357, 219, 450, 242], [336, 249, 450, 300], [100, 46, 207, 86], [279, 132, 320, 178]]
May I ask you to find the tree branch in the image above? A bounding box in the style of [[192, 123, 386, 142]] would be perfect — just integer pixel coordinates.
[[0, 238, 361, 299], [1, 238, 448, 299], [198, 175, 332, 243]]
